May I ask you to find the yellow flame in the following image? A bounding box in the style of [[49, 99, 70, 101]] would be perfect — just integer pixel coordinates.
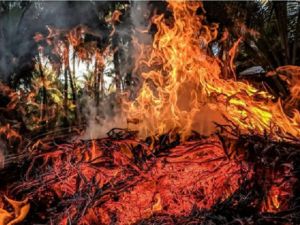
[[124, 1, 300, 140]]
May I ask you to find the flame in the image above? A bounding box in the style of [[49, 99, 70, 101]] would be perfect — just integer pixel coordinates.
[[0, 124, 21, 148], [261, 165, 296, 213], [35, 25, 107, 67], [124, 1, 300, 140], [0, 196, 30, 225], [151, 193, 162, 212], [262, 186, 281, 213], [90, 140, 102, 160], [267, 66, 300, 107]]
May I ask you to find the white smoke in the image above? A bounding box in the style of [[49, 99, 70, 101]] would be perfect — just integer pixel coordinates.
[[80, 91, 127, 140], [81, 1, 154, 140]]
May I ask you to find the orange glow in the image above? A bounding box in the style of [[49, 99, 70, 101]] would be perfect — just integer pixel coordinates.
[[267, 66, 300, 108], [0, 124, 21, 148], [1, 1, 299, 223], [262, 186, 281, 213], [260, 164, 296, 213], [0, 196, 30, 225], [124, 1, 300, 140]]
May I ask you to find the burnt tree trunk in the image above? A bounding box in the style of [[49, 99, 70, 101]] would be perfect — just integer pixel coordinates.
[[63, 64, 69, 122], [112, 33, 121, 92], [274, 2, 290, 64], [94, 60, 100, 108], [100, 67, 104, 101], [37, 54, 47, 125], [72, 51, 81, 124], [66, 49, 78, 122], [292, 4, 300, 65], [220, 38, 230, 79]]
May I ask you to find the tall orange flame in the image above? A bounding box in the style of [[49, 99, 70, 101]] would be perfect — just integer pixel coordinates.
[[124, 1, 300, 140]]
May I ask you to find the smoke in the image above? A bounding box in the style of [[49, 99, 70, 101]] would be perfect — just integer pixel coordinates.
[[0, 1, 109, 83], [130, 1, 153, 44], [0, 1, 167, 139], [0, 1, 123, 139], [81, 93, 127, 140], [81, 1, 155, 140]]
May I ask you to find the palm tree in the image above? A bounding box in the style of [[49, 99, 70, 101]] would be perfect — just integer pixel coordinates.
[[203, 1, 299, 101], [204, 1, 299, 70]]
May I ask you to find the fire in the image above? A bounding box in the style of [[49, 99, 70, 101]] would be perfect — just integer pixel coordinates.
[[124, 1, 300, 140], [0, 196, 30, 225], [0, 1, 299, 224], [13, 135, 250, 224], [261, 165, 296, 213], [267, 66, 300, 108]]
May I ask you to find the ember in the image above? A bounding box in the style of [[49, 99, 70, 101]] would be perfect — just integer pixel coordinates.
[[0, 1, 299, 225], [8, 132, 251, 224]]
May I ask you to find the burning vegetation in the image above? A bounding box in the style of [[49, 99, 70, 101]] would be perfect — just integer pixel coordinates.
[[0, 1, 300, 225]]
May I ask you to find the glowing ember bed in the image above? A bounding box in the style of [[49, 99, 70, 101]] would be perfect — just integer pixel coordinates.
[[0, 128, 297, 225]]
